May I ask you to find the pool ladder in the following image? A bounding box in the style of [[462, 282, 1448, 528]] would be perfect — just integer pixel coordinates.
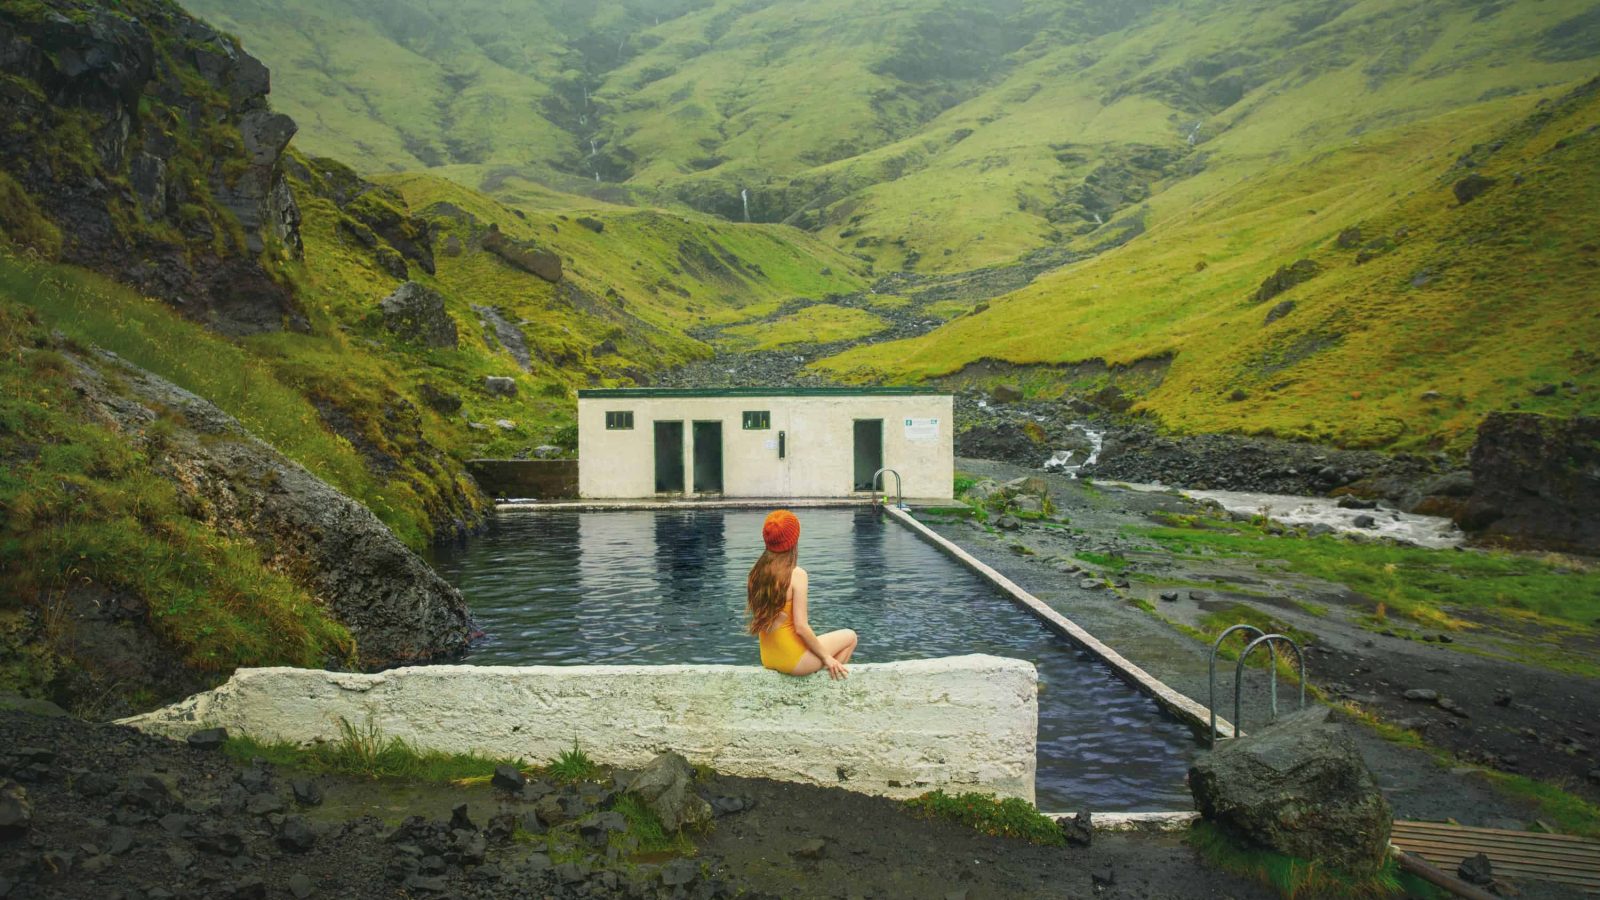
[[1207, 624, 1307, 747], [871, 468, 907, 510]]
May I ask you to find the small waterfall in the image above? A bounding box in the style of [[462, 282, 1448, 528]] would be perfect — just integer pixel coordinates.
[[589, 138, 598, 157], [1043, 424, 1104, 479], [1187, 122, 1202, 146], [740, 189, 750, 223], [1093, 213, 1103, 226], [594, 172, 600, 183]]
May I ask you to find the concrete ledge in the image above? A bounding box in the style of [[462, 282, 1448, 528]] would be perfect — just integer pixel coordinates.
[[119, 654, 1038, 802], [885, 506, 1236, 740]]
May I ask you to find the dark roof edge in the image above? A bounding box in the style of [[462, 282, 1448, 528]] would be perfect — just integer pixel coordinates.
[[578, 387, 952, 399]]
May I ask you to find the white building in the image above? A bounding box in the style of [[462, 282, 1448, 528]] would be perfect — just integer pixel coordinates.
[[576, 388, 954, 500]]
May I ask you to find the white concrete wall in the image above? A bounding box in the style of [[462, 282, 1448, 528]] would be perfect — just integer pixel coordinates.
[[577, 393, 954, 500], [120, 655, 1038, 802]]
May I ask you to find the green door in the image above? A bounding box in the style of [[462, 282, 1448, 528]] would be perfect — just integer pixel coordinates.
[[853, 419, 883, 491], [692, 420, 723, 493], [654, 421, 684, 493]]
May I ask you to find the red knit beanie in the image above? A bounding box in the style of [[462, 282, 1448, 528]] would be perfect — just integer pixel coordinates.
[[762, 509, 800, 554]]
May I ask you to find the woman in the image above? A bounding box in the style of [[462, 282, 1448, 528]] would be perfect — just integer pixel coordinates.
[[747, 510, 858, 679]]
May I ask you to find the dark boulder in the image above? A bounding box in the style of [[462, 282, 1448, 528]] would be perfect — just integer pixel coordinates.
[[473, 305, 533, 371], [416, 383, 462, 415], [483, 225, 562, 283], [1264, 300, 1295, 324], [576, 216, 604, 233], [491, 766, 526, 793], [380, 283, 458, 350], [1253, 259, 1321, 304], [1453, 174, 1497, 205], [1189, 707, 1392, 875], [1457, 413, 1600, 553], [626, 752, 712, 832]]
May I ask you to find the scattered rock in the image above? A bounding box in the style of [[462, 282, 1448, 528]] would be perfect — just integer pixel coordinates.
[[1264, 300, 1296, 324], [290, 778, 323, 807], [1453, 174, 1497, 205], [626, 752, 712, 832], [1336, 497, 1378, 510], [1352, 514, 1377, 529], [577, 811, 627, 847], [660, 859, 698, 887], [491, 766, 526, 793], [576, 216, 604, 233], [186, 727, 228, 751], [495, 419, 517, 431], [482, 225, 562, 283], [1457, 852, 1493, 885], [417, 383, 462, 415], [1189, 708, 1392, 875], [277, 815, 317, 852], [994, 514, 1022, 531], [484, 376, 518, 398], [1404, 689, 1439, 702], [1059, 810, 1092, 847], [1420, 390, 1443, 402], [1189, 590, 1210, 602], [1159, 591, 1180, 603], [1530, 383, 1558, 397], [1493, 689, 1514, 708], [449, 803, 476, 832], [379, 282, 458, 350], [1436, 697, 1468, 718], [287, 872, 315, 899], [1253, 259, 1321, 304]]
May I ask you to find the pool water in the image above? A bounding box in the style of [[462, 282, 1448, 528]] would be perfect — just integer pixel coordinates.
[[426, 507, 1198, 811]]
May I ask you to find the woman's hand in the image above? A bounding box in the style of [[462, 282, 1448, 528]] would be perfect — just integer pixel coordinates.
[[823, 656, 849, 680]]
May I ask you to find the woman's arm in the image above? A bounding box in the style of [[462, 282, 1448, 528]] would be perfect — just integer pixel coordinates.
[[790, 570, 847, 679]]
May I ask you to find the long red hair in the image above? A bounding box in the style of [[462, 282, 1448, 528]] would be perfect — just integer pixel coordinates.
[[746, 548, 797, 635]]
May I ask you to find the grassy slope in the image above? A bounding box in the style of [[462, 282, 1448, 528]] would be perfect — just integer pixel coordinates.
[[0, 272, 354, 705], [821, 77, 1600, 451]]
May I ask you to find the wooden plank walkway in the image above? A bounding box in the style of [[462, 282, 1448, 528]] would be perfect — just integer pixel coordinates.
[[1391, 820, 1600, 894]]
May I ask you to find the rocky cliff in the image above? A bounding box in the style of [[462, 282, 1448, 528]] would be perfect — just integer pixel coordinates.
[[1459, 413, 1600, 554], [0, 0, 303, 335], [74, 346, 474, 669]]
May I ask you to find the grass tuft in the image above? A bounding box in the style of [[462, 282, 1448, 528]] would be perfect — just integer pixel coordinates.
[[223, 718, 529, 783], [545, 743, 600, 783], [1188, 821, 1437, 899], [905, 790, 1065, 846]]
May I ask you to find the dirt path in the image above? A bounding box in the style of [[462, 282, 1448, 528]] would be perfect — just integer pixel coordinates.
[[0, 708, 1274, 900], [939, 457, 1600, 823]]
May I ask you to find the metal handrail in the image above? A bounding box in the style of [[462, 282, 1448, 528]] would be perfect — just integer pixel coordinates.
[[871, 468, 905, 510], [1209, 624, 1269, 746], [1234, 634, 1306, 737]]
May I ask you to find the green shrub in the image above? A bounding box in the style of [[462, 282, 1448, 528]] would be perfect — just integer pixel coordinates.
[[905, 790, 1064, 845]]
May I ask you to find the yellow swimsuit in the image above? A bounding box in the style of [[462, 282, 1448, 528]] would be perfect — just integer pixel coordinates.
[[758, 598, 808, 673]]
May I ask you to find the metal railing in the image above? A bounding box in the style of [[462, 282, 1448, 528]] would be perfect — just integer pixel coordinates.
[[1207, 624, 1307, 746], [871, 468, 905, 510]]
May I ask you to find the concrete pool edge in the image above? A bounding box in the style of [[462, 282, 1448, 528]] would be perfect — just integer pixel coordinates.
[[493, 498, 952, 512], [883, 505, 1239, 742], [119, 656, 1040, 804]]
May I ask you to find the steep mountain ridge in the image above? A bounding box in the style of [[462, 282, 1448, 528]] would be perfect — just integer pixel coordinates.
[[184, 0, 1600, 271]]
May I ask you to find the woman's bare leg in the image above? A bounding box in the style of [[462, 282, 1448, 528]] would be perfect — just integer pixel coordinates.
[[787, 629, 858, 675]]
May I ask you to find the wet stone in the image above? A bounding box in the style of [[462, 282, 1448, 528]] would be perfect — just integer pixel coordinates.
[[287, 872, 315, 899], [1403, 689, 1439, 702], [1159, 591, 1180, 602], [245, 792, 283, 816], [1059, 810, 1092, 847], [578, 811, 627, 847], [1458, 852, 1493, 885], [449, 803, 476, 832], [290, 778, 323, 807]]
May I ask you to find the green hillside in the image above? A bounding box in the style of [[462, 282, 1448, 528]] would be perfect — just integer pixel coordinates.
[[185, 0, 1600, 272]]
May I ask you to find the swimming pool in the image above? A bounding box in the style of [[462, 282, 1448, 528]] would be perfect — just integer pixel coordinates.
[[426, 507, 1198, 811]]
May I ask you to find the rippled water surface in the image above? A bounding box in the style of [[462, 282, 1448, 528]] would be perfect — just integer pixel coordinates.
[[427, 508, 1198, 811]]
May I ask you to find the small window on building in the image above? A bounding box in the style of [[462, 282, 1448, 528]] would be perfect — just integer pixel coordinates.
[[742, 410, 771, 430], [605, 411, 634, 430]]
